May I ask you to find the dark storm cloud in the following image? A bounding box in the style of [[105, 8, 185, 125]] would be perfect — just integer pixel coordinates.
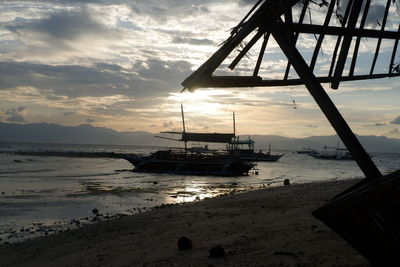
[[6, 9, 115, 40], [391, 115, 400, 125], [0, 59, 192, 98], [5, 106, 26, 123]]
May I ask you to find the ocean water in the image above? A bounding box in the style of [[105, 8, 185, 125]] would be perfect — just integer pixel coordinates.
[[0, 142, 399, 243]]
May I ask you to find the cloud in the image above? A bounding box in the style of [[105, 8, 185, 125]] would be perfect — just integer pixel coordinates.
[[366, 4, 386, 27], [6, 8, 116, 41], [363, 122, 388, 127], [391, 115, 400, 125], [172, 36, 214, 46], [387, 128, 400, 138], [128, 1, 210, 20], [163, 121, 175, 129], [305, 124, 317, 128], [238, 0, 258, 6], [5, 106, 26, 122], [0, 60, 192, 98], [63, 111, 74, 116], [86, 118, 96, 123]]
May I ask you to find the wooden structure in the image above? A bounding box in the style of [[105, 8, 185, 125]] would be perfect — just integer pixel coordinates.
[[181, 0, 400, 264]]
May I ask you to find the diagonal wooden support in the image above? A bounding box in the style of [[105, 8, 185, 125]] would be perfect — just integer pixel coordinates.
[[309, 0, 336, 71], [389, 24, 400, 74], [331, 0, 363, 89], [229, 30, 264, 70], [369, 0, 392, 75], [349, 0, 371, 77], [253, 33, 270, 76], [270, 19, 382, 180]]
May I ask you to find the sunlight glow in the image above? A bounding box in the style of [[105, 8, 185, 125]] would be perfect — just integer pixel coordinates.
[[168, 90, 232, 116]]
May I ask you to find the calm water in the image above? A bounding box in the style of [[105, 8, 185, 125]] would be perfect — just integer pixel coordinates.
[[0, 142, 399, 243]]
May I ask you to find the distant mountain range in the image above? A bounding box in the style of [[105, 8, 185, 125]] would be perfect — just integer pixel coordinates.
[[0, 122, 399, 153]]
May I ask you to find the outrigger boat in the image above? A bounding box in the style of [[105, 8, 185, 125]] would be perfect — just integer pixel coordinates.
[[123, 105, 255, 175], [308, 144, 353, 160], [227, 136, 284, 162], [226, 113, 284, 162]]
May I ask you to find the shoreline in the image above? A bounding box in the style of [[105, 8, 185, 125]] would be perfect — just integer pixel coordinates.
[[0, 178, 369, 266]]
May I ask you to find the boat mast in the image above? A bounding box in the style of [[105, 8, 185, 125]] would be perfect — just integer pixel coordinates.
[[181, 103, 187, 153], [233, 112, 237, 150]]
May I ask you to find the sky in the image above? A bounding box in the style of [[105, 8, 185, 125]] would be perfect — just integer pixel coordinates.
[[0, 0, 399, 138]]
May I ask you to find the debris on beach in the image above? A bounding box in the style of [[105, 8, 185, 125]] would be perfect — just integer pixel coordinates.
[[177, 236, 192, 250], [209, 245, 225, 258]]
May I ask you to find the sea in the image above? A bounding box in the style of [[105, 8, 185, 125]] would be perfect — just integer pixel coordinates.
[[0, 142, 399, 244]]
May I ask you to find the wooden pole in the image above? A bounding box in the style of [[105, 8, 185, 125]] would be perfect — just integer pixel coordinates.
[[181, 103, 187, 153], [284, 0, 308, 80], [389, 24, 400, 74], [332, 0, 363, 89], [309, 0, 336, 71], [328, 0, 352, 78], [349, 0, 371, 77], [229, 31, 264, 70], [271, 19, 382, 180], [369, 0, 391, 75], [253, 33, 270, 76]]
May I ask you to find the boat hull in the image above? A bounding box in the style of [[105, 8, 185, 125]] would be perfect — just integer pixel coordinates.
[[239, 153, 284, 162], [124, 155, 255, 176]]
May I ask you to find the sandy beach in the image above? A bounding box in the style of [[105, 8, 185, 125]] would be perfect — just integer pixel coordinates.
[[0, 179, 370, 266]]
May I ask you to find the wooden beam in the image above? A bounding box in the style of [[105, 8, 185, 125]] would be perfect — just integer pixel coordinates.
[[272, 19, 382, 180], [284, 1, 309, 80], [389, 24, 400, 74], [288, 23, 400, 40], [194, 72, 400, 88], [328, 0, 352, 78], [332, 0, 363, 89], [309, 0, 336, 71], [181, 0, 300, 90], [253, 33, 270, 77], [228, 30, 263, 70], [369, 0, 392, 75], [349, 0, 371, 77]]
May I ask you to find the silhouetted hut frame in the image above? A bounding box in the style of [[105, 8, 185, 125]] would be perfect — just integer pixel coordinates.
[[182, 0, 400, 264]]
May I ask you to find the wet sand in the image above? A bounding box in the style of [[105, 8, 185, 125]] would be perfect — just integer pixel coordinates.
[[0, 179, 369, 266]]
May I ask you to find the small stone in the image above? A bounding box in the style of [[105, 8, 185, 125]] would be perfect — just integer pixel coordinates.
[[153, 181, 158, 185], [92, 208, 99, 215], [177, 236, 192, 250], [283, 179, 290, 186], [209, 245, 225, 258]]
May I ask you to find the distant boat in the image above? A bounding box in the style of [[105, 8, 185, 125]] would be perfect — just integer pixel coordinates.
[[228, 136, 284, 162], [297, 146, 318, 156], [309, 144, 353, 160], [123, 105, 255, 176]]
